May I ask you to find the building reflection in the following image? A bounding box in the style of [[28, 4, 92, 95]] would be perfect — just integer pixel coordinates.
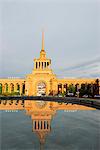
[[24, 100, 95, 149], [0, 99, 95, 149], [25, 101, 56, 149]]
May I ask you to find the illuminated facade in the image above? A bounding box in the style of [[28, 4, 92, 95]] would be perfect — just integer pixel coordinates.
[[0, 32, 99, 96]]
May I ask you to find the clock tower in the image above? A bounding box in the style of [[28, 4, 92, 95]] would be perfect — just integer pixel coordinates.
[[25, 32, 57, 96]]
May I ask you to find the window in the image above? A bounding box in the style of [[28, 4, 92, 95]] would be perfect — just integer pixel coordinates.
[[36, 62, 37, 69]]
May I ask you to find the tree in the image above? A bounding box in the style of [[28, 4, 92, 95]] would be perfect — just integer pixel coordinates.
[[86, 84, 92, 97], [79, 84, 86, 97], [68, 84, 76, 94], [95, 79, 99, 95]]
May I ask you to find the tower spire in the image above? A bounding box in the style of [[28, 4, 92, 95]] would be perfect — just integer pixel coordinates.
[[39, 31, 47, 59], [42, 31, 44, 50]]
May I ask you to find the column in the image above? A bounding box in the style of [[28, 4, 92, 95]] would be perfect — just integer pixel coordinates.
[[6, 84, 8, 93], [14, 83, 17, 92], [20, 84, 22, 95], [38, 62, 40, 69], [63, 84, 66, 93], [8, 84, 10, 93], [3, 84, 6, 93], [44, 62, 45, 69], [78, 84, 81, 91], [62, 84, 64, 93], [45, 121, 47, 130], [2, 84, 4, 93], [43, 120, 44, 130]]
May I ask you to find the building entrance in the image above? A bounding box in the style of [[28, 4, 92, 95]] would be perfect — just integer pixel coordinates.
[[37, 82, 46, 96]]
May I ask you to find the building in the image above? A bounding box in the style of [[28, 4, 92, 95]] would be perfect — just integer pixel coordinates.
[[0, 32, 99, 96]]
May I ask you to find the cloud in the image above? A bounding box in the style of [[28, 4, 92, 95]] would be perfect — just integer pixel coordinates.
[[55, 57, 100, 78], [0, 0, 100, 78], [61, 57, 100, 72]]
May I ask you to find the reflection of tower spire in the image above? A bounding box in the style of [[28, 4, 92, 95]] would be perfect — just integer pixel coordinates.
[[42, 31, 44, 50], [37, 131, 47, 150], [40, 142, 44, 150]]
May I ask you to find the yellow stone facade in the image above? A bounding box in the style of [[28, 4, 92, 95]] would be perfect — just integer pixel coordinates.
[[0, 32, 99, 96]]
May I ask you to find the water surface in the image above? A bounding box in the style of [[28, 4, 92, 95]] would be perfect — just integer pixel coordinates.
[[0, 108, 100, 150]]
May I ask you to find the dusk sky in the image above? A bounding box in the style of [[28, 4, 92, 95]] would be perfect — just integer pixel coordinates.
[[0, 0, 100, 78]]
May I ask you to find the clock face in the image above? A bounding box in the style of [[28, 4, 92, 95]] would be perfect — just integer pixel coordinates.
[[35, 101, 47, 109]]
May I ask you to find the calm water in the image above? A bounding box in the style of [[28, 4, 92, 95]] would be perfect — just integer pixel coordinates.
[[0, 108, 100, 150]]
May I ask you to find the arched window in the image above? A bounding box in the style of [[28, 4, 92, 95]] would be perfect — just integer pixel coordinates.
[[42, 62, 43, 68], [10, 83, 14, 93], [45, 62, 46, 68], [16, 83, 20, 93], [68, 84, 75, 93], [0, 83, 2, 94], [4, 83, 8, 92], [44, 121, 46, 129], [75, 83, 79, 92], [47, 62, 49, 66], [22, 82, 25, 94], [58, 83, 62, 94], [41, 121, 42, 129], [39, 62, 40, 68], [64, 84, 67, 92], [35, 121, 36, 130], [36, 62, 38, 69]]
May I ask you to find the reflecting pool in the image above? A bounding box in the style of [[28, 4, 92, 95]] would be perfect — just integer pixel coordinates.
[[0, 101, 100, 150]]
